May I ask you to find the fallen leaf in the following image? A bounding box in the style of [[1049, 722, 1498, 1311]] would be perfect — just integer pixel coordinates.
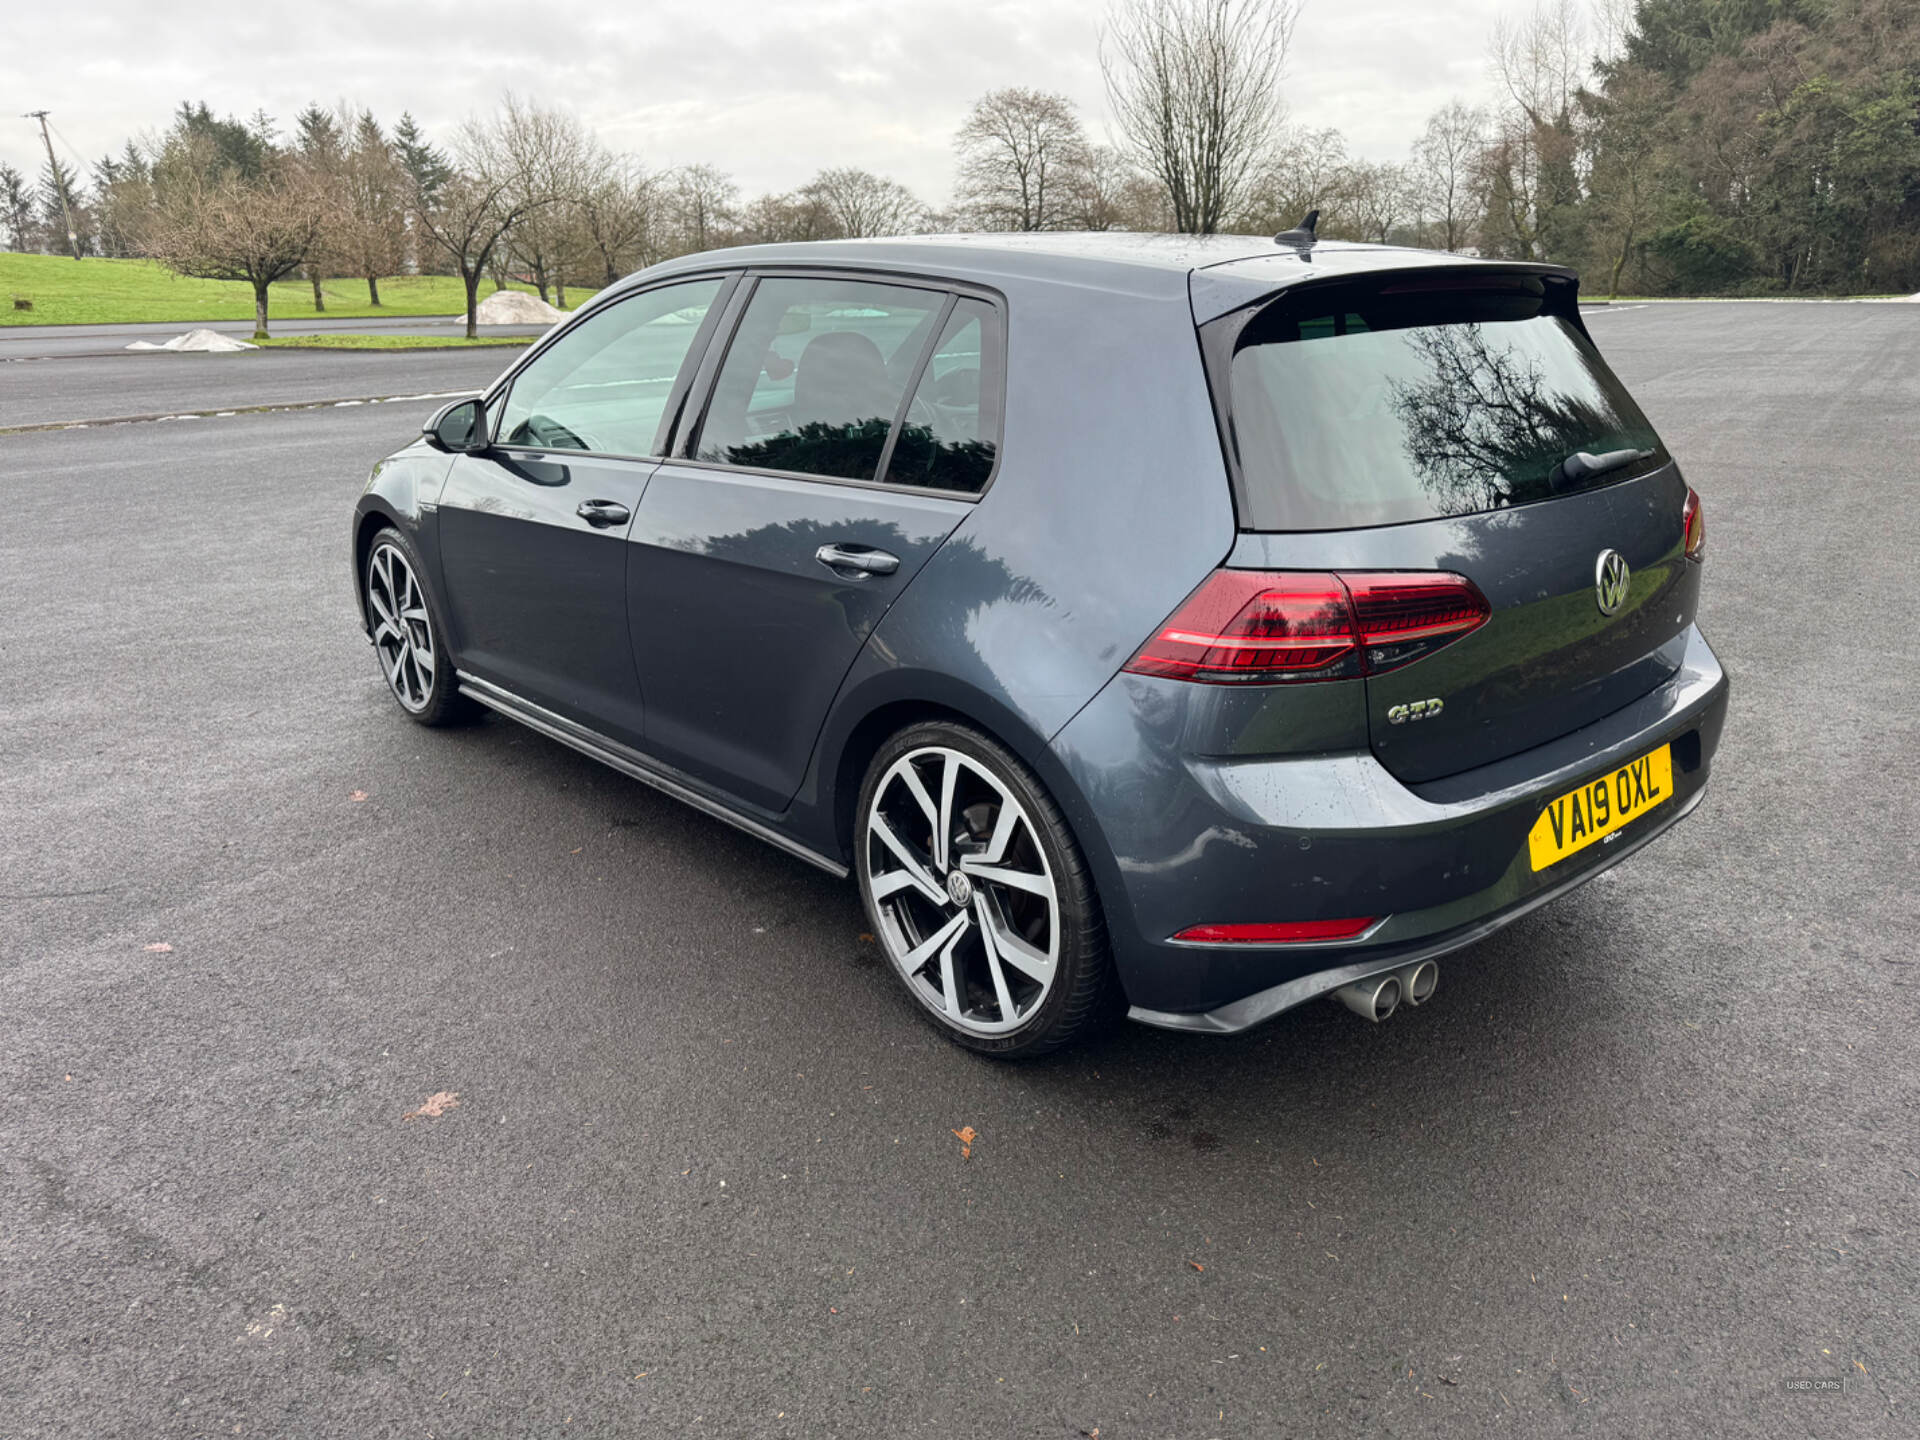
[[858, 932, 875, 943], [403, 1091, 460, 1120], [350, 791, 368, 802], [144, 942, 173, 953], [952, 1125, 977, 1159]]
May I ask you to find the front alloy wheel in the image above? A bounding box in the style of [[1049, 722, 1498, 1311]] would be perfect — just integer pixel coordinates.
[[857, 724, 1113, 1057], [367, 542, 436, 712], [363, 526, 471, 727]]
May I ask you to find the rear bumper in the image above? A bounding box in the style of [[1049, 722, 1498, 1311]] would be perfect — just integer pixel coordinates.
[[1048, 624, 1729, 1030]]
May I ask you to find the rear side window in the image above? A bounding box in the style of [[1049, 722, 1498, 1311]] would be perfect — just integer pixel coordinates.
[[884, 298, 1002, 493], [694, 277, 945, 482], [1221, 278, 1665, 530]]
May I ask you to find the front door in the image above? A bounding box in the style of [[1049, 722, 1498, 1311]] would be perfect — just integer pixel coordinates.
[[433, 276, 731, 745], [627, 276, 1004, 812]]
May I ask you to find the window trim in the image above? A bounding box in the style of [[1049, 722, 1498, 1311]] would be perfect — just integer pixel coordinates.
[[670, 265, 1008, 501], [479, 269, 743, 465]]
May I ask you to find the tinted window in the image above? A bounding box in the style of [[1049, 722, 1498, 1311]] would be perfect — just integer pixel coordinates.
[[1226, 280, 1666, 530], [884, 298, 1001, 493], [497, 278, 723, 456], [695, 277, 943, 481]]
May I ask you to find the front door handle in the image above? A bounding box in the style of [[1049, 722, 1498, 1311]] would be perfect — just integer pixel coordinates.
[[576, 499, 631, 528], [815, 543, 900, 577]]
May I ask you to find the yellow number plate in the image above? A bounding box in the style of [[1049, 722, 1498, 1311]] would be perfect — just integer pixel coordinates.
[[1528, 744, 1673, 872]]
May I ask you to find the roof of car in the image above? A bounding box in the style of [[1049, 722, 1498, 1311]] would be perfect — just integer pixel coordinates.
[[623, 232, 1573, 321]]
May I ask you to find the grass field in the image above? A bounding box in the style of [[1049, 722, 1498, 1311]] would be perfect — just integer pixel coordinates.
[[253, 334, 535, 350], [0, 253, 595, 327]]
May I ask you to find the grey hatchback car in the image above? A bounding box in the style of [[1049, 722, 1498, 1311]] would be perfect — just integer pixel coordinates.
[[352, 231, 1727, 1057]]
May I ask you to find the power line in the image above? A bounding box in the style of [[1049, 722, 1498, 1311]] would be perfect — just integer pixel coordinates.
[[23, 110, 81, 260]]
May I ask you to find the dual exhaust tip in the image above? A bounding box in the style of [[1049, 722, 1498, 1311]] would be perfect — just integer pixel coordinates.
[[1334, 960, 1438, 1023]]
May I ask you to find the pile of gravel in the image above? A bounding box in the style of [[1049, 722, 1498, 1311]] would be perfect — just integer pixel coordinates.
[[464, 290, 567, 325], [125, 328, 257, 353]]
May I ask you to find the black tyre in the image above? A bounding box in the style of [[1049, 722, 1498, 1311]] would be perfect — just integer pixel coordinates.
[[362, 525, 474, 727], [855, 720, 1115, 1058]]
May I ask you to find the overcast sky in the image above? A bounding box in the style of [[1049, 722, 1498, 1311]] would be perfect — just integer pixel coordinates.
[[4, 0, 1521, 203]]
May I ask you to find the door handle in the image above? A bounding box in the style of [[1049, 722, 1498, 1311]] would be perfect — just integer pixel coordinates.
[[815, 543, 900, 577], [576, 499, 631, 528]]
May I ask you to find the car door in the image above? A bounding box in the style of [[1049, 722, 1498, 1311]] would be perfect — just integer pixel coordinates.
[[434, 275, 733, 745], [626, 275, 1005, 812]]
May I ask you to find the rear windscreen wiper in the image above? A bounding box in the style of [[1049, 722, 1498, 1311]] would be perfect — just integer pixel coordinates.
[[1551, 447, 1655, 491]]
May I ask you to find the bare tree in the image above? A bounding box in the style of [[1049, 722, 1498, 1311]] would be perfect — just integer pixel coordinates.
[[954, 88, 1091, 232], [800, 167, 923, 238], [1410, 99, 1489, 251], [1341, 161, 1418, 244], [1064, 145, 1152, 230], [1487, 0, 1588, 260], [143, 162, 327, 338], [1102, 0, 1304, 234], [415, 113, 540, 338], [494, 95, 599, 305], [1238, 124, 1351, 235], [734, 189, 838, 244], [335, 111, 408, 306], [668, 163, 738, 253], [579, 157, 668, 285], [292, 104, 346, 310]]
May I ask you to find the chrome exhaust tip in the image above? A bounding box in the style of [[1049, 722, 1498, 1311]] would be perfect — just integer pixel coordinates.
[[1334, 973, 1402, 1023], [1394, 960, 1439, 1007]]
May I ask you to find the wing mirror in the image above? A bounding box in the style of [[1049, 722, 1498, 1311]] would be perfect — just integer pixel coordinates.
[[423, 397, 489, 453]]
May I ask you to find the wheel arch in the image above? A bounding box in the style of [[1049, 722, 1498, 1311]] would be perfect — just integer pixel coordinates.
[[351, 500, 408, 633], [814, 671, 1130, 978]]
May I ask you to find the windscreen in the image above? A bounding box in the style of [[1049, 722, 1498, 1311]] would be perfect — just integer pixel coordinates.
[[1226, 278, 1665, 530]]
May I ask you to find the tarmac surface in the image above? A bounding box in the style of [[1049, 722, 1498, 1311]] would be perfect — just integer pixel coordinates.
[[1, 301, 1914, 1438]]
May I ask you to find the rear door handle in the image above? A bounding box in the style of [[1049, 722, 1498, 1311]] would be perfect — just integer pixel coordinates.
[[815, 543, 900, 577], [576, 499, 631, 528]]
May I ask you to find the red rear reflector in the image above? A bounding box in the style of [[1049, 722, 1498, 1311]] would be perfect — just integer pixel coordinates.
[[1124, 570, 1489, 685], [1682, 487, 1705, 561], [1173, 918, 1377, 944]]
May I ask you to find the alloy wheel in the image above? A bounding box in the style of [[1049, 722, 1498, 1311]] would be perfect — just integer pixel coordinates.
[[367, 543, 436, 713], [864, 745, 1060, 1036]]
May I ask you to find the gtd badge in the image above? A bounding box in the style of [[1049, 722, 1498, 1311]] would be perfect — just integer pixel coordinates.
[[1595, 549, 1631, 615], [1387, 698, 1444, 725]]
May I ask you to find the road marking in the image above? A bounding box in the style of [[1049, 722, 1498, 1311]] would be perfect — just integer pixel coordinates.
[[0, 391, 472, 437]]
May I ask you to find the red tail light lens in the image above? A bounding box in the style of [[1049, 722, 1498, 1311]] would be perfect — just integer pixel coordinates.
[[1173, 917, 1377, 944], [1682, 487, 1705, 561], [1120, 571, 1360, 684], [1124, 570, 1490, 685]]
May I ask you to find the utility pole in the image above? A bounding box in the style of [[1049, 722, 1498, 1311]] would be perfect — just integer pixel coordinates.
[[24, 111, 81, 261]]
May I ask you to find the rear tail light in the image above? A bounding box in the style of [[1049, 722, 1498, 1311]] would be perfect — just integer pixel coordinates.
[[1124, 570, 1490, 685], [1173, 917, 1377, 944], [1682, 487, 1706, 561]]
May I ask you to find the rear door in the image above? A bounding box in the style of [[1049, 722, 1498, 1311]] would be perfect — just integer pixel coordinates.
[[434, 275, 731, 744], [626, 276, 1003, 812], [1208, 272, 1698, 784]]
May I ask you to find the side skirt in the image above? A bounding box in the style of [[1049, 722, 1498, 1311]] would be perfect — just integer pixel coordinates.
[[456, 671, 850, 880]]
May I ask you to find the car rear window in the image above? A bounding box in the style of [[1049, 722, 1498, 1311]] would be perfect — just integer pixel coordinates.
[[1221, 277, 1666, 530]]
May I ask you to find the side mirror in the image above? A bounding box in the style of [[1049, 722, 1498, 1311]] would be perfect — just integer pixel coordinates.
[[423, 397, 488, 453]]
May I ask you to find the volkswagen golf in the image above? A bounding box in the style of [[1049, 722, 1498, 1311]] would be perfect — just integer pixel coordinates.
[[350, 229, 1727, 1057]]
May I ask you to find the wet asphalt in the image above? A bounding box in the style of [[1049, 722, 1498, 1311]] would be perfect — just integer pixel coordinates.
[[1, 301, 1915, 1438]]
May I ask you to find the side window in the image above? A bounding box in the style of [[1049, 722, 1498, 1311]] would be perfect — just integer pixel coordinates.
[[693, 277, 944, 482], [496, 277, 724, 457], [883, 298, 1001, 493]]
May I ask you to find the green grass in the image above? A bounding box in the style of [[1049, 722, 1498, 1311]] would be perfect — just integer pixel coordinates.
[[0, 253, 596, 327], [253, 333, 535, 350]]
